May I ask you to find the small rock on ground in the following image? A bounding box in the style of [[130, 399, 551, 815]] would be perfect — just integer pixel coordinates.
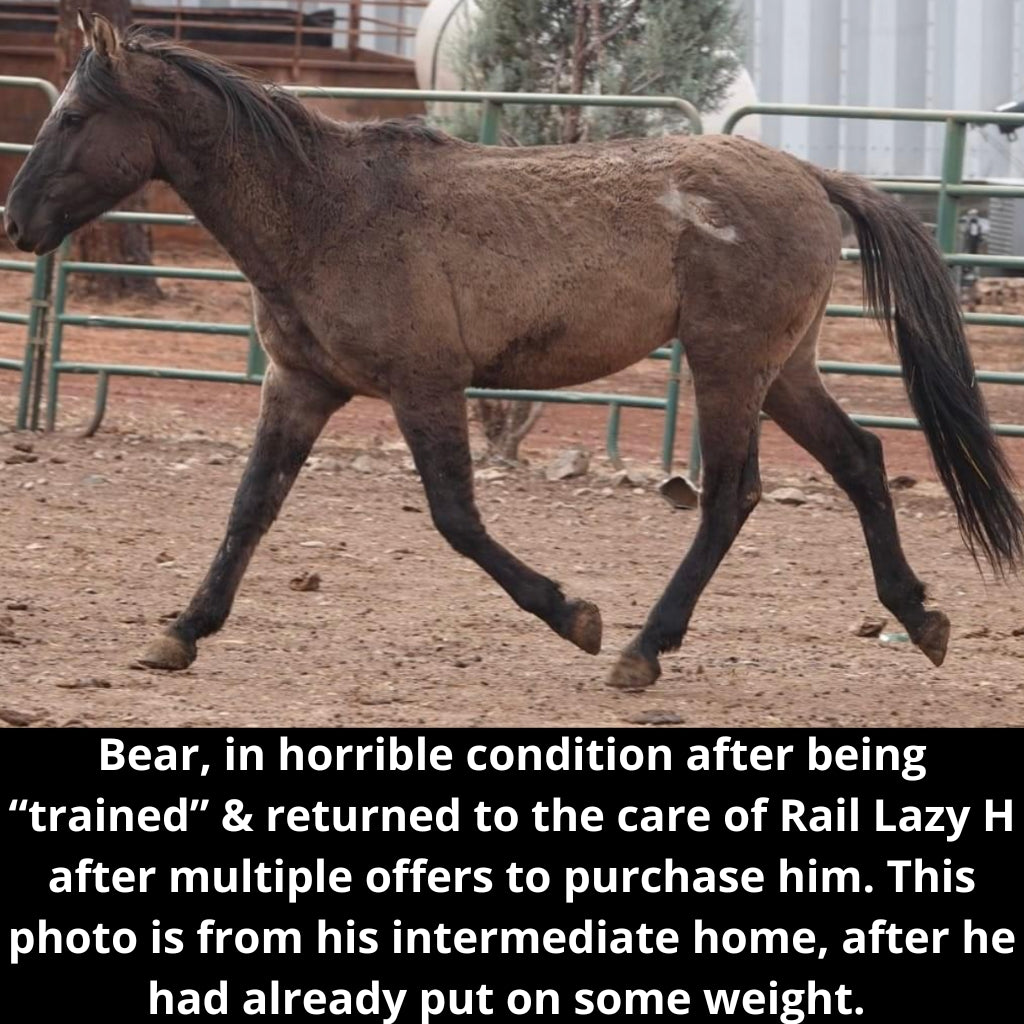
[[545, 448, 590, 482], [352, 454, 386, 474], [0, 707, 37, 727], [767, 486, 808, 506], [888, 474, 917, 490], [623, 710, 686, 726], [289, 572, 321, 593]]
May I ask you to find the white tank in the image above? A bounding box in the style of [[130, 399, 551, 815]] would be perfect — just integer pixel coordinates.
[[702, 63, 761, 140], [413, 0, 474, 95], [413, 0, 761, 139]]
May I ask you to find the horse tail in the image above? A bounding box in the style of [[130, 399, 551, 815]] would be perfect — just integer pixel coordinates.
[[815, 167, 1024, 575]]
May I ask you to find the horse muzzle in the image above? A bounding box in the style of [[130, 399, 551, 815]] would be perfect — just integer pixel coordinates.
[[2, 206, 30, 251], [3, 204, 65, 255]]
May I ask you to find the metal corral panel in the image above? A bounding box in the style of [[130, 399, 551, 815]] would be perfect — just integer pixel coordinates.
[[739, 0, 1024, 181]]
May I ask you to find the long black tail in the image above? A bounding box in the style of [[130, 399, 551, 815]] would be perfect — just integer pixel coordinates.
[[817, 167, 1024, 575]]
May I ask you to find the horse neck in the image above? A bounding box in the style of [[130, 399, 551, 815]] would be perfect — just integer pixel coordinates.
[[153, 97, 316, 289]]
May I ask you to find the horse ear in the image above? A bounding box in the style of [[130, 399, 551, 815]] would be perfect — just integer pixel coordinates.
[[76, 8, 91, 43], [89, 13, 121, 62]]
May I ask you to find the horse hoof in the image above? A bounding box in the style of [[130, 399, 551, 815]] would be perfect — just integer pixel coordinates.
[[562, 598, 603, 655], [136, 634, 195, 671], [914, 609, 950, 667], [607, 651, 661, 691]]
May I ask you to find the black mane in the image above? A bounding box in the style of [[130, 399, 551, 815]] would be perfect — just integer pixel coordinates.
[[75, 27, 452, 160], [76, 26, 319, 159]]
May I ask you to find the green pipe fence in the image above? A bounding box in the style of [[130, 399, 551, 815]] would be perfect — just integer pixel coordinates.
[[35, 87, 700, 470], [678, 102, 1024, 479], [17, 90, 1024, 478], [0, 76, 59, 430], [41, 210, 261, 431]]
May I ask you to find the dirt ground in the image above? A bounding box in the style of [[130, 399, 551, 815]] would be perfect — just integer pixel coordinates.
[[2, 252, 1024, 729]]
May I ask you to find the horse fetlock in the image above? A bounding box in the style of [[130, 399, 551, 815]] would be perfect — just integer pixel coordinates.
[[136, 632, 197, 672], [876, 576, 926, 616], [557, 597, 603, 655], [910, 608, 951, 667], [607, 649, 661, 691]]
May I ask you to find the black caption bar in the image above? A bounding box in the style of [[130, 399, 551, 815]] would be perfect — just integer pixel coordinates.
[[0, 730, 1018, 1020]]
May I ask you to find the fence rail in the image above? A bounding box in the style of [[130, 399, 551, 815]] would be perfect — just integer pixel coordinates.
[[3, 86, 701, 468]]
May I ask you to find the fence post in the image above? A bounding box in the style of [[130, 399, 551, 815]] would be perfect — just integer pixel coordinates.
[[45, 246, 70, 432], [935, 118, 966, 254], [15, 253, 50, 430], [605, 402, 622, 467], [246, 321, 267, 379], [660, 338, 683, 473], [478, 100, 502, 144], [687, 404, 702, 480], [27, 254, 52, 431]]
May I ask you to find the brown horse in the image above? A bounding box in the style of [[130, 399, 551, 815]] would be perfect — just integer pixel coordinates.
[[6, 14, 1023, 689]]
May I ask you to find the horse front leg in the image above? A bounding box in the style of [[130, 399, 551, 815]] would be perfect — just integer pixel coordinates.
[[392, 386, 602, 655], [139, 365, 346, 670]]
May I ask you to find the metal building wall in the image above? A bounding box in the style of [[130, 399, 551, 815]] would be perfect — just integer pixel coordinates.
[[741, 0, 1024, 180]]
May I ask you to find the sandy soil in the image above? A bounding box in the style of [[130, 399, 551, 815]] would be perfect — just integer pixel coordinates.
[[1, 254, 1024, 728]]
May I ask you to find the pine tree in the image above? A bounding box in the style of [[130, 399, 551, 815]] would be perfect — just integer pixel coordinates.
[[448, 0, 742, 145]]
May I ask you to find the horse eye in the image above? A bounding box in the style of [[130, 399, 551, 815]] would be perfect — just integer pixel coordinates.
[[61, 111, 86, 129]]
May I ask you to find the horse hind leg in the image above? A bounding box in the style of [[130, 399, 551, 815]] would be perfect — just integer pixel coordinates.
[[762, 354, 950, 666], [391, 386, 602, 655], [609, 367, 767, 690]]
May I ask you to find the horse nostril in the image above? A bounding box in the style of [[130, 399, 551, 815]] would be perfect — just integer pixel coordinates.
[[3, 211, 19, 244]]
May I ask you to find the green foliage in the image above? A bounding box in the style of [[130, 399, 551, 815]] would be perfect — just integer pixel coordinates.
[[442, 0, 742, 144]]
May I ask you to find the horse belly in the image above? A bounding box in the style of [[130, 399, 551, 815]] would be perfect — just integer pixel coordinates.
[[470, 278, 678, 390]]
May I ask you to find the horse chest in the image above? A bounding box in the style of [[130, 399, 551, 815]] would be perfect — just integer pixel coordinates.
[[253, 294, 389, 398]]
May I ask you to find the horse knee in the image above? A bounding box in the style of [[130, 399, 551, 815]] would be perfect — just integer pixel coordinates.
[[701, 462, 760, 522], [739, 479, 762, 517]]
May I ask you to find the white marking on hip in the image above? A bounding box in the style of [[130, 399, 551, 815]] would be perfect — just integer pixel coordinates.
[[658, 186, 739, 243]]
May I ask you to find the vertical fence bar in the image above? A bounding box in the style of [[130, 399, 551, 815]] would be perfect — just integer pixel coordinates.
[[246, 321, 266, 379], [14, 254, 49, 429], [45, 247, 70, 432], [660, 337, 683, 472], [26, 254, 53, 431], [477, 99, 502, 144], [935, 118, 966, 254], [606, 402, 622, 466], [687, 404, 703, 480]]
